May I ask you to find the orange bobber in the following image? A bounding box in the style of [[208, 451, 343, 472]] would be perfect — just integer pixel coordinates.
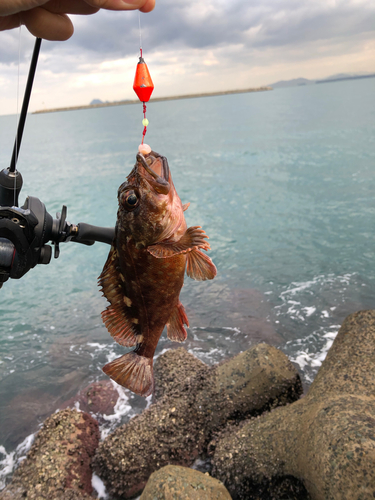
[[133, 57, 154, 102]]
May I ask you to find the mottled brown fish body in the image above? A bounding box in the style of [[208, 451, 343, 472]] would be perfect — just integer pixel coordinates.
[[99, 151, 216, 397], [116, 235, 186, 359]]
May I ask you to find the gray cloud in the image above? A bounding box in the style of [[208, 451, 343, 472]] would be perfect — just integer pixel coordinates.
[[0, 0, 374, 68], [67, 0, 375, 54], [0, 29, 35, 64]]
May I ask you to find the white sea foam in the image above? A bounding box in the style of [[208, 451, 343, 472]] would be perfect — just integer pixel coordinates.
[[279, 273, 354, 300], [92, 473, 108, 499], [73, 401, 81, 412], [87, 342, 108, 349], [221, 326, 241, 333], [303, 306, 316, 317], [188, 347, 222, 365], [0, 447, 15, 490], [105, 349, 119, 364], [276, 273, 359, 383], [285, 325, 340, 383], [99, 381, 133, 440], [0, 433, 35, 490]]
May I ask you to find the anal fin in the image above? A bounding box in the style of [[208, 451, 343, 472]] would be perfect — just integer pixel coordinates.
[[167, 301, 189, 342], [148, 226, 210, 258], [103, 352, 154, 397], [186, 248, 217, 281]]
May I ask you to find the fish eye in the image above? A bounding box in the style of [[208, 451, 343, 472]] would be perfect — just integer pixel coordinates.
[[126, 194, 138, 205], [122, 190, 139, 210]]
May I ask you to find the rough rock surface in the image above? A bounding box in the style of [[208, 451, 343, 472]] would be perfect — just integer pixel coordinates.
[[212, 310, 375, 500], [0, 489, 93, 500], [93, 344, 302, 499], [0, 409, 99, 500], [140, 465, 232, 500], [61, 380, 120, 417], [153, 348, 207, 401]]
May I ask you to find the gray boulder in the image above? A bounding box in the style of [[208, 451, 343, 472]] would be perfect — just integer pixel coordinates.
[[153, 348, 207, 401], [93, 344, 302, 499], [60, 380, 120, 419], [212, 310, 375, 500], [140, 465, 232, 499]]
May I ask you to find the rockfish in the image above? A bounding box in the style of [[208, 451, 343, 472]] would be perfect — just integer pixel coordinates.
[[99, 151, 216, 397]]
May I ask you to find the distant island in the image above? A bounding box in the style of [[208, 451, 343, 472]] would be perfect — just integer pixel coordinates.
[[33, 86, 272, 114], [269, 72, 375, 88], [316, 73, 375, 84]]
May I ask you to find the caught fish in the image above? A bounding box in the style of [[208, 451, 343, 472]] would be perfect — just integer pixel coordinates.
[[99, 151, 216, 397]]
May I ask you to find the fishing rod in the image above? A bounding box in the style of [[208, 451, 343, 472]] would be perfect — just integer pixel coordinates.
[[0, 37, 115, 288]]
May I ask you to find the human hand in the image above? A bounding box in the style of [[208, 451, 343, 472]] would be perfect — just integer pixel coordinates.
[[0, 0, 155, 41]]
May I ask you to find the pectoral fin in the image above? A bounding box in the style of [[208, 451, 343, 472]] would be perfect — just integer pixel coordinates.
[[147, 226, 210, 258], [167, 301, 189, 342], [186, 248, 217, 281], [98, 246, 138, 347]]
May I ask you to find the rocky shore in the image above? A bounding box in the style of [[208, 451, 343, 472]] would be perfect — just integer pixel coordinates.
[[1, 310, 374, 499]]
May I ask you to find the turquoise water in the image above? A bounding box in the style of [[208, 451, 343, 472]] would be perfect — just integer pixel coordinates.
[[0, 77, 374, 484]]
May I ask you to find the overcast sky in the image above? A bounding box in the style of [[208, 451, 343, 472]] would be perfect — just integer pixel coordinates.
[[0, 0, 374, 115]]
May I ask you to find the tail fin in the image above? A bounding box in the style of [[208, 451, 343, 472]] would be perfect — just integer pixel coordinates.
[[103, 352, 154, 397]]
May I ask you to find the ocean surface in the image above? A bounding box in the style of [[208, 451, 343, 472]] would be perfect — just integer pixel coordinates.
[[0, 77, 374, 492]]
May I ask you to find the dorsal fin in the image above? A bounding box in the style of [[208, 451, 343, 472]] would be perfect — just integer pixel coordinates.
[[98, 246, 138, 347]]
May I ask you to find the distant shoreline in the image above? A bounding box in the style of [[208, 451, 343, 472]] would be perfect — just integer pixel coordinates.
[[316, 73, 375, 84], [32, 86, 272, 114]]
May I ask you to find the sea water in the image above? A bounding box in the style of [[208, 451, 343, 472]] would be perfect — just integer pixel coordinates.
[[0, 77, 374, 488]]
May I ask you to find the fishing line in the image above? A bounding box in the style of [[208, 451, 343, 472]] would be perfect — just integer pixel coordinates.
[[14, 27, 22, 206], [16, 27, 22, 127], [133, 13, 154, 153], [9, 37, 42, 174], [138, 13, 147, 145], [138, 11, 142, 58]]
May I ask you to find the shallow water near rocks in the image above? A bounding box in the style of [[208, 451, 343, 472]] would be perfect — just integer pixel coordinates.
[[0, 77, 374, 489]]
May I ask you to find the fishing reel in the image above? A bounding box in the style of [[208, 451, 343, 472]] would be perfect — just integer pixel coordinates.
[[0, 168, 114, 288]]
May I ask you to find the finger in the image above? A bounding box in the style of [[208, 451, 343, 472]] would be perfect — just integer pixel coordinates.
[[139, 0, 155, 13], [21, 7, 74, 40], [20, 0, 156, 16], [84, 0, 155, 12], [42, 0, 99, 15], [0, 14, 21, 31], [0, 1, 50, 16]]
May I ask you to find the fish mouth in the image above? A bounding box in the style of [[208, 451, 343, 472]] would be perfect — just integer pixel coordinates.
[[136, 151, 170, 195]]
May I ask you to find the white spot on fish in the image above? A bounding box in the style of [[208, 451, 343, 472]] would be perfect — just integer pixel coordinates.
[[123, 296, 132, 307]]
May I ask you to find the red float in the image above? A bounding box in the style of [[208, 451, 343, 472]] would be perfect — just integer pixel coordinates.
[[133, 57, 154, 103]]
